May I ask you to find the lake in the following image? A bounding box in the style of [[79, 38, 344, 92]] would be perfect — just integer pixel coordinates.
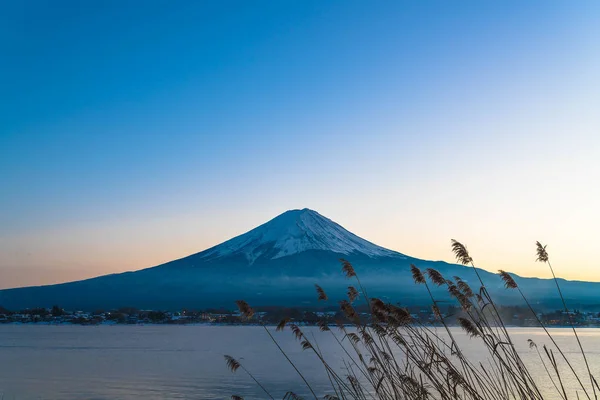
[[0, 325, 599, 399]]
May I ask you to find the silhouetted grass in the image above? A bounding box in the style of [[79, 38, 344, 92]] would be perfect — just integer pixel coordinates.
[[225, 241, 597, 400]]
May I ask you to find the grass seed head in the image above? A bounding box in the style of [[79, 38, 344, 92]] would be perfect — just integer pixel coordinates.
[[276, 318, 290, 332], [426, 268, 446, 286], [315, 284, 328, 301], [347, 286, 359, 302], [340, 258, 356, 278], [536, 241, 549, 263], [224, 355, 241, 373], [411, 264, 426, 284], [451, 239, 473, 265], [458, 317, 480, 338], [235, 300, 254, 320], [499, 270, 518, 289], [317, 319, 330, 332]]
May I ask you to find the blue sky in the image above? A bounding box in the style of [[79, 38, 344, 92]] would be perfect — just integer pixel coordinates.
[[1, 1, 599, 288]]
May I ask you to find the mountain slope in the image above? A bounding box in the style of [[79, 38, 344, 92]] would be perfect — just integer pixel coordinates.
[[1, 208, 598, 311]]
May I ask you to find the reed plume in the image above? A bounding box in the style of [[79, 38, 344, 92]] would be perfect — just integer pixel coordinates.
[[455, 276, 475, 297], [235, 300, 254, 320], [224, 355, 241, 372], [276, 318, 290, 332], [345, 332, 361, 345], [340, 258, 356, 278], [388, 304, 411, 325], [451, 239, 473, 265], [448, 283, 471, 310], [426, 268, 446, 286], [317, 320, 330, 332], [411, 264, 426, 284], [432, 304, 442, 320], [347, 286, 359, 302], [536, 241, 549, 263], [300, 339, 313, 350], [499, 270, 518, 289], [339, 300, 359, 322], [315, 284, 328, 301], [458, 317, 480, 338], [289, 323, 304, 340]]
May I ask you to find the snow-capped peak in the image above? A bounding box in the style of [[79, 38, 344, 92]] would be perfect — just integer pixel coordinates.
[[200, 208, 402, 263]]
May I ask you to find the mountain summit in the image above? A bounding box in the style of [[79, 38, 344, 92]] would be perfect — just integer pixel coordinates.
[[1, 208, 599, 311], [200, 208, 400, 263]]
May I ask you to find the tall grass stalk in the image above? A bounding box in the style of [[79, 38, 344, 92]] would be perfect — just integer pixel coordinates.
[[225, 241, 597, 400], [537, 242, 597, 400]]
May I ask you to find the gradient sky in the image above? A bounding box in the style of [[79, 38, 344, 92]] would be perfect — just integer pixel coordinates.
[[1, 1, 599, 289]]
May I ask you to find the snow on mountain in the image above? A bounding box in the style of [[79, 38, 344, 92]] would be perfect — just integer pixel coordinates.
[[201, 208, 403, 263]]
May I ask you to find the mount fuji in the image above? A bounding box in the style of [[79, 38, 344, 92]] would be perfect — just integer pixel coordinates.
[[200, 208, 399, 263], [1, 208, 599, 310]]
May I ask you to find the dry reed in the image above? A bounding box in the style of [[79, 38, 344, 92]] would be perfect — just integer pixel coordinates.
[[225, 241, 597, 400]]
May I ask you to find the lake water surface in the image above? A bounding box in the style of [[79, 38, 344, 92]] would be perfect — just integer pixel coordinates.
[[1, 325, 599, 399]]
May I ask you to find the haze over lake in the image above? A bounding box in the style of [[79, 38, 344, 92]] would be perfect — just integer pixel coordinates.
[[1, 325, 599, 400]]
